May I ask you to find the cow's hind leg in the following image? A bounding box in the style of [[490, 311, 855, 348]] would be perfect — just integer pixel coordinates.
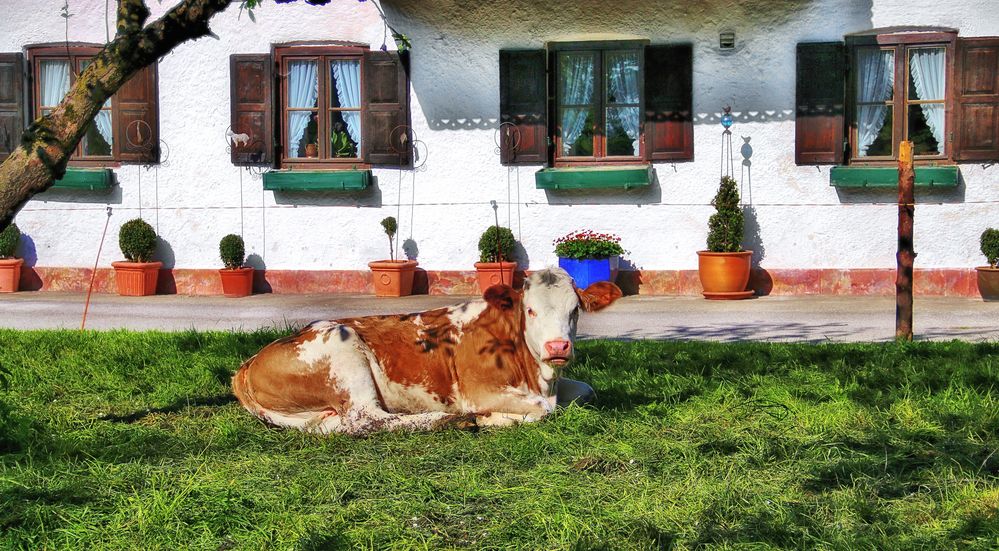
[[313, 409, 476, 435]]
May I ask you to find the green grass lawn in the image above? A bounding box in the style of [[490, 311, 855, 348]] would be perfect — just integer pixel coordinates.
[[0, 330, 997, 550]]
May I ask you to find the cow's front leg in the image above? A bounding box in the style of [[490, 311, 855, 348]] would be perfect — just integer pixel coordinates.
[[473, 388, 555, 428]]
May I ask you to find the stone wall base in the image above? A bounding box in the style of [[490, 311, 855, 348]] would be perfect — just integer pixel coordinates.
[[10, 267, 986, 297]]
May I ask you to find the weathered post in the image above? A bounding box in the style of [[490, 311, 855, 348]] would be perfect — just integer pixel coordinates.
[[896, 141, 915, 341]]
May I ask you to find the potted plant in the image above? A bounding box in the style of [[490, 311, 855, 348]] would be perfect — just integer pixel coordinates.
[[554, 229, 624, 289], [368, 216, 418, 297], [219, 233, 254, 298], [697, 175, 754, 299], [977, 228, 999, 301], [475, 225, 518, 292], [112, 218, 161, 296], [0, 223, 22, 293]]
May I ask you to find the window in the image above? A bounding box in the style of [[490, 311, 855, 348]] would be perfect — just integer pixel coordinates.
[[277, 47, 363, 163], [850, 35, 952, 162], [499, 43, 693, 167], [27, 45, 159, 165], [796, 29, 999, 165], [555, 46, 642, 161], [229, 44, 410, 169]]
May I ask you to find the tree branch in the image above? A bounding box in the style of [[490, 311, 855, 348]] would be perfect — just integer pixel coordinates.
[[116, 0, 151, 37]]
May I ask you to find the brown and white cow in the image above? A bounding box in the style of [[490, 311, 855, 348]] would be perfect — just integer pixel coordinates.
[[232, 267, 622, 434]]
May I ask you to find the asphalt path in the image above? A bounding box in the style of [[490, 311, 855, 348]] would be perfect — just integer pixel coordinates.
[[1, 292, 997, 342]]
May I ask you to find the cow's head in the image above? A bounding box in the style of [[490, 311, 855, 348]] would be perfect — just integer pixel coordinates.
[[483, 267, 622, 369]]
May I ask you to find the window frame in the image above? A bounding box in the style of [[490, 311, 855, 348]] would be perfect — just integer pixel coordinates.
[[846, 31, 956, 166], [274, 45, 368, 170], [549, 40, 646, 167], [27, 44, 118, 167]]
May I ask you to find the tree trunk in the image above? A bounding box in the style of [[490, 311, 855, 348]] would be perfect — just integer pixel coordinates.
[[896, 140, 915, 342], [0, 0, 232, 231]]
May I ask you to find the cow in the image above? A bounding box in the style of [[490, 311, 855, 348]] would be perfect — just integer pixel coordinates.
[[231, 267, 622, 434]]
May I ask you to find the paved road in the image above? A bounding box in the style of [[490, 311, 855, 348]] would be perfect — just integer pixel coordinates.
[[1, 292, 996, 342]]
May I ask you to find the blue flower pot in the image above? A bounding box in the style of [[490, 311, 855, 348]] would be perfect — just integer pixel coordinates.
[[558, 256, 619, 289]]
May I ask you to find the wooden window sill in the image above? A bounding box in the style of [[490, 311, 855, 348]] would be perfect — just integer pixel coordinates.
[[830, 165, 958, 188], [535, 165, 651, 190], [262, 169, 371, 191], [51, 167, 115, 191]]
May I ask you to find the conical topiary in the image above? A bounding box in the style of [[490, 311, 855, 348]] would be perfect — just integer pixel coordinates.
[[706, 176, 744, 253]]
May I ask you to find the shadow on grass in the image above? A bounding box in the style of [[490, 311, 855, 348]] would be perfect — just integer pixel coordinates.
[[98, 394, 237, 423]]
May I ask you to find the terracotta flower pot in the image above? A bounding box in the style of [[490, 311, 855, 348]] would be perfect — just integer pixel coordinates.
[[112, 261, 162, 296], [305, 143, 318, 158], [0, 258, 23, 293], [977, 266, 999, 301], [474, 261, 517, 293], [368, 259, 418, 297], [219, 267, 254, 298], [697, 250, 754, 300]]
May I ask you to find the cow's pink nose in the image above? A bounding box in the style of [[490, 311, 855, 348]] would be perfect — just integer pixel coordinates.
[[544, 339, 572, 357]]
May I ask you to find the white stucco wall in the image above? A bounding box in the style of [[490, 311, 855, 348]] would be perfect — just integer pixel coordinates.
[[2, 0, 997, 275]]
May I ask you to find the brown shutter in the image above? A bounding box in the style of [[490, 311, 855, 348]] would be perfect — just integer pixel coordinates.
[[795, 42, 845, 165], [229, 54, 273, 166], [114, 64, 159, 164], [954, 38, 999, 161], [0, 53, 26, 162], [362, 50, 410, 166], [644, 44, 693, 161], [499, 49, 548, 165]]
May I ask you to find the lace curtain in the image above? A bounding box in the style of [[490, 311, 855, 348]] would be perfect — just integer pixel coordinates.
[[856, 49, 894, 157], [606, 51, 640, 156], [559, 53, 594, 155], [909, 48, 946, 149], [287, 60, 319, 156], [330, 59, 362, 149]]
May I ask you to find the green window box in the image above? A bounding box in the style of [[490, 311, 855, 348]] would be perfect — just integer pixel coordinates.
[[535, 165, 651, 190], [52, 168, 114, 190], [263, 169, 371, 191], [830, 166, 959, 188]]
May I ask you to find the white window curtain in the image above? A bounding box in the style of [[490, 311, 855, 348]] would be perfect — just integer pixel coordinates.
[[606, 51, 640, 155], [287, 60, 319, 156], [856, 49, 894, 157], [909, 48, 946, 149], [559, 53, 594, 155], [40, 60, 70, 107], [80, 60, 113, 147], [330, 59, 362, 148]]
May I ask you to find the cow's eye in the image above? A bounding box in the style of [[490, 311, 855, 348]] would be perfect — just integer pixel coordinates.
[[527, 307, 537, 318]]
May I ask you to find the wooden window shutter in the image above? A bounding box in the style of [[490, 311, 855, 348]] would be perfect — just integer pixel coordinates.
[[114, 64, 159, 164], [644, 44, 693, 161], [229, 54, 273, 166], [795, 42, 845, 165], [362, 50, 411, 166], [0, 53, 26, 162], [954, 37, 999, 161], [499, 49, 547, 165]]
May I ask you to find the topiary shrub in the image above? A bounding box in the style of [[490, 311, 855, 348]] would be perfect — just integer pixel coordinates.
[[706, 176, 744, 253], [478, 226, 517, 263], [219, 234, 245, 270], [380, 216, 398, 261], [981, 228, 999, 268], [118, 218, 157, 263], [0, 223, 20, 259]]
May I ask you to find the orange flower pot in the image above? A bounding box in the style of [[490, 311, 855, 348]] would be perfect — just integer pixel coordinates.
[[368, 260, 418, 297], [697, 250, 754, 300], [977, 266, 999, 301], [474, 261, 517, 293], [112, 261, 162, 296], [219, 267, 255, 298], [0, 258, 23, 293]]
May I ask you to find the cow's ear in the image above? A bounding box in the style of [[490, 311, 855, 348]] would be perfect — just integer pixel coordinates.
[[483, 284, 518, 311], [576, 281, 623, 312]]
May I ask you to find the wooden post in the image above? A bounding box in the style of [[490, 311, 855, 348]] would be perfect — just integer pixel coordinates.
[[896, 141, 915, 341]]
